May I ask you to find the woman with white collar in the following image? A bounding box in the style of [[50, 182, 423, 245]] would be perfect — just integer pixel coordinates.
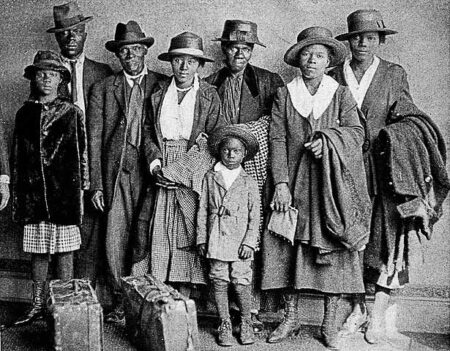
[[262, 27, 370, 349], [330, 10, 413, 344], [140, 32, 227, 294]]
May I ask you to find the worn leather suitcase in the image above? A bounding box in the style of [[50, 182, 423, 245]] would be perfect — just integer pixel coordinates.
[[122, 274, 199, 351], [47, 279, 103, 351]]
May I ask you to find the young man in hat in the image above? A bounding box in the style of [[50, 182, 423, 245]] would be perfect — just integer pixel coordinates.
[[206, 19, 284, 326], [0, 106, 10, 211], [47, 1, 113, 286], [87, 20, 166, 323]]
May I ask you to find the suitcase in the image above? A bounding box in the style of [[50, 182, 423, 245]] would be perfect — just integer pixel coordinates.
[[47, 279, 103, 351], [122, 274, 199, 351]]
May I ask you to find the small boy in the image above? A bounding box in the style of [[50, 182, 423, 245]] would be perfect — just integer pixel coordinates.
[[197, 125, 261, 346]]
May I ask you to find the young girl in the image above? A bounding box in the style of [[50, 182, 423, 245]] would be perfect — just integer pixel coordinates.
[[197, 125, 260, 346], [10, 50, 88, 327]]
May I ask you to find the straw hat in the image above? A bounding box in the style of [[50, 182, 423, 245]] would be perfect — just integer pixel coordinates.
[[208, 125, 259, 161]]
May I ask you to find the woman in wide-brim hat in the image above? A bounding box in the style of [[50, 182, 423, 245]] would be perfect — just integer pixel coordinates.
[[5, 50, 88, 329], [329, 9, 414, 344], [261, 26, 371, 349], [140, 32, 228, 293]]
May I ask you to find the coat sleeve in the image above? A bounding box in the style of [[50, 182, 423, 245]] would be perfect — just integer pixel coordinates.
[[269, 87, 290, 184], [0, 105, 10, 178], [196, 175, 209, 246], [75, 107, 89, 190], [334, 86, 365, 146], [205, 88, 230, 134], [262, 72, 284, 116], [142, 99, 163, 173], [86, 81, 104, 192], [241, 179, 261, 249]]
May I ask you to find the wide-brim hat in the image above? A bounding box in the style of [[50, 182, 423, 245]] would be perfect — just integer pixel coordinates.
[[335, 9, 397, 41], [208, 125, 260, 162], [24, 50, 71, 82], [105, 20, 154, 53], [47, 1, 93, 33], [158, 32, 214, 62], [213, 19, 266, 47], [284, 26, 347, 68]]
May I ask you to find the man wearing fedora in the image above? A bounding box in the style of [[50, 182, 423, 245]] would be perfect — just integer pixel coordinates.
[[87, 20, 166, 323], [206, 19, 284, 325], [0, 107, 10, 212], [47, 1, 113, 286]]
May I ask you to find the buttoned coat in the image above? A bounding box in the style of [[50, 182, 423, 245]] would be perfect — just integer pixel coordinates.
[[0, 105, 9, 177], [329, 58, 412, 195], [197, 168, 260, 261], [206, 64, 284, 124], [87, 69, 166, 208]]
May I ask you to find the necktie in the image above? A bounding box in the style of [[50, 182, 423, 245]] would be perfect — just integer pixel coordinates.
[[127, 77, 143, 147], [70, 60, 78, 103]]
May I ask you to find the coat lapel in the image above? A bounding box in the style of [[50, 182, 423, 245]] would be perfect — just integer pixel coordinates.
[[113, 72, 126, 118], [151, 79, 170, 148], [360, 59, 388, 114], [212, 171, 228, 191], [82, 58, 91, 106], [187, 82, 204, 149]]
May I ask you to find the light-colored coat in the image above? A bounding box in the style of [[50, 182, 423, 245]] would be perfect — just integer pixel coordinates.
[[197, 168, 260, 262]]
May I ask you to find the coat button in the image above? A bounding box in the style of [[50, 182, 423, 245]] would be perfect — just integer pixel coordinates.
[[425, 176, 432, 183]]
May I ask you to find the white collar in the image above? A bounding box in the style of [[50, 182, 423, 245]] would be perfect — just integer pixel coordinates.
[[123, 65, 148, 87], [214, 162, 242, 189], [287, 74, 339, 119], [61, 53, 85, 65], [343, 56, 380, 108]]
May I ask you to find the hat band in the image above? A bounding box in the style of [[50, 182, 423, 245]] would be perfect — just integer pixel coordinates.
[[167, 48, 205, 57], [115, 32, 146, 42], [33, 59, 65, 67], [55, 15, 86, 29], [348, 20, 387, 33]]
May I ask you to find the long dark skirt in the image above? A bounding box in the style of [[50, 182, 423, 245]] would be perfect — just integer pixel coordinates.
[[261, 229, 365, 294]]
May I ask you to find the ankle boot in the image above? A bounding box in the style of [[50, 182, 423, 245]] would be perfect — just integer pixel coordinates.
[[13, 280, 47, 327], [365, 289, 390, 344], [267, 292, 300, 343], [321, 294, 341, 350]]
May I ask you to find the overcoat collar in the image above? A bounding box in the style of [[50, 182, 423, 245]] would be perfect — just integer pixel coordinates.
[[211, 64, 259, 98], [151, 77, 211, 149]]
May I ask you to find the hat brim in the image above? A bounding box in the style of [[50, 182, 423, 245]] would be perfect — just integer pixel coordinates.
[[47, 16, 93, 33], [284, 37, 347, 68], [158, 51, 214, 63], [24, 63, 71, 82], [105, 37, 155, 52], [208, 125, 260, 162], [212, 38, 266, 48], [335, 29, 397, 41]]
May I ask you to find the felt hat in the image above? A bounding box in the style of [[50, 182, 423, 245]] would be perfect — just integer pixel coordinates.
[[208, 125, 260, 162], [158, 32, 214, 62], [284, 26, 347, 67], [105, 21, 155, 53], [24, 50, 71, 82], [47, 1, 93, 33], [213, 19, 266, 47], [335, 9, 397, 41]]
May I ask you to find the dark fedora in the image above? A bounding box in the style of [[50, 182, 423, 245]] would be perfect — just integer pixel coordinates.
[[24, 50, 71, 82], [284, 26, 347, 67], [47, 1, 93, 33], [158, 32, 214, 62], [105, 21, 155, 53], [208, 125, 259, 162], [213, 20, 266, 47], [335, 9, 397, 41]]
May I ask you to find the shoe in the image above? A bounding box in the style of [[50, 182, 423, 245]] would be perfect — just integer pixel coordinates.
[[105, 305, 125, 325], [10, 281, 47, 328], [267, 292, 300, 343], [339, 309, 368, 337], [320, 294, 341, 350], [217, 318, 233, 347], [240, 318, 255, 345], [251, 313, 264, 334]]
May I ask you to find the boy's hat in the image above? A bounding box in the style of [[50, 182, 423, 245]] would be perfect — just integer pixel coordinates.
[[208, 125, 259, 161]]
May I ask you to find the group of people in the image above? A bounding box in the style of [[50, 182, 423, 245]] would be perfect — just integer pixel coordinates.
[[0, 1, 448, 350]]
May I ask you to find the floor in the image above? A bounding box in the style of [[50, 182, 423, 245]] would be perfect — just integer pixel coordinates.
[[0, 302, 448, 350]]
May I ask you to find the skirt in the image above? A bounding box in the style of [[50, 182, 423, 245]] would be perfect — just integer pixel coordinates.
[[23, 221, 81, 254], [261, 229, 365, 294], [149, 139, 207, 285]]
